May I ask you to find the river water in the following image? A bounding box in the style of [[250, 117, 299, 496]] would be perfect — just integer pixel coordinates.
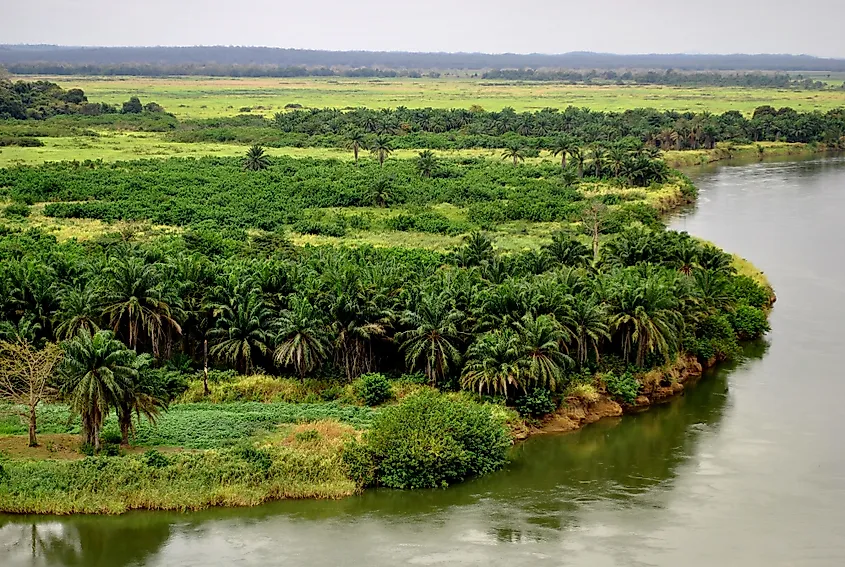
[[2, 156, 845, 567]]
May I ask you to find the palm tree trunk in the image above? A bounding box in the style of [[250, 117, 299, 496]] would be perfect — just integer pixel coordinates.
[[203, 339, 209, 396], [561, 154, 566, 169]]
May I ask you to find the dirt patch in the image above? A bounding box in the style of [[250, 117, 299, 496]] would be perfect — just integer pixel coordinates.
[[0, 434, 85, 460], [533, 355, 706, 436]]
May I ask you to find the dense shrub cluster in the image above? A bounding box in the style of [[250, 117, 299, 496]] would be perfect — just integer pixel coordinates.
[[344, 391, 511, 489], [168, 105, 845, 150], [0, 155, 674, 230], [0, 79, 168, 120]]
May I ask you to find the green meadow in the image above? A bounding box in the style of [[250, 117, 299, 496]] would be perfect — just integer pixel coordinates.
[[20, 75, 845, 119]]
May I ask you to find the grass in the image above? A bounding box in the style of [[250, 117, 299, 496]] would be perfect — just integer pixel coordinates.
[[0, 421, 358, 514], [16, 75, 845, 119]]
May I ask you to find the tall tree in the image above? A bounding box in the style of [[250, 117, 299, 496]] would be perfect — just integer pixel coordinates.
[[397, 292, 464, 386], [274, 296, 331, 378], [370, 135, 393, 167], [550, 137, 575, 169], [60, 330, 138, 451], [569, 146, 586, 178], [345, 129, 366, 165], [100, 257, 183, 356], [415, 149, 438, 178], [501, 144, 525, 166], [0, 339, 62, 447], [209, 290, 273, 374]]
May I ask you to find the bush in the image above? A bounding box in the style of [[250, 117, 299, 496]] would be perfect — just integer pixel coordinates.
[[346, 391, 511, 489], [354, 373, 392, 406], [514, 388, 557, 418], [604, 372, 640, 404], [3, 203, 31, 218], [729, 304, 770, 340], [143, 449, 170, 468], [729, 275, 771, 309]]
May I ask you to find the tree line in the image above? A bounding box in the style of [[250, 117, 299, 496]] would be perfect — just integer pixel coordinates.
[[0, 79, 166, 120], [0, 224, 770, 448], [168, 105, 845, 150], [2, 46, 844, 72]]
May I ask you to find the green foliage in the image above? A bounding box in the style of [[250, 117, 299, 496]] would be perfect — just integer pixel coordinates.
[[2, 203, 30, 218], [143, 449, 170, 468], [0, 442, 355, 514], [1, 156, 682, 231], [386, 211, 469, 235], [353, 373, 392, 406], [604, 372, 640, 404], [729, 275, 771, 309], [514, 388, 557, 418], [130, 402, 375, 449], [729, 305, 771, 340], [347, 391, 511, 489]]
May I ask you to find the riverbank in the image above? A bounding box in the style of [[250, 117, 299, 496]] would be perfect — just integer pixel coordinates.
[[664, 141, 838, 168]]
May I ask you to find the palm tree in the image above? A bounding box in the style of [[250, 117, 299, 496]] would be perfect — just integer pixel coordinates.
[[209, 290, 274, 374], [370, 135, 393, 167], [542, 231, 591, 267], [461, 330, 523, 397], [274, 296, 331, 378], [608, 275, 683, 367], [415, 150, 438, 178], [100, 257, 183, 356], [570, 295, 610, 367], [550, 137, 575, 169], [591, 145, 608, 178], [397, 292, 464, 386], [569, 146, 586, 178], [367, 176, 394, 207], [345, 129, 366, 165], [60, 329, 138, 451], [242, 144, 271, 171], [514, 314, 573, 391], [116, 353, 166, 445], [607, 145, 629, 178], [0, 314, 41, 343], [54, 283, 100, 340], [501, 144, 525, 166]]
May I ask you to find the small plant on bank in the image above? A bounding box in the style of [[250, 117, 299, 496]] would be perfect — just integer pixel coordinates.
[[604, 371, 640, 404], [514, 388, 557, 418], [354, 373, 392, 406]]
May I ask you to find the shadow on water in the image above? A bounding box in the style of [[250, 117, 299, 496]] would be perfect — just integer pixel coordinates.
[[0, 341, 769, 566]]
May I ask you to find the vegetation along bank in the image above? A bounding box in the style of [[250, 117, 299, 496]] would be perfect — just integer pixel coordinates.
[[0, 82, 776, 514]]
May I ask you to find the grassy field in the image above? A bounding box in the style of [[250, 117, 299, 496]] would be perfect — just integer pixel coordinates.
[[19, 75, 845, 119], [0, 128, 827, 168]]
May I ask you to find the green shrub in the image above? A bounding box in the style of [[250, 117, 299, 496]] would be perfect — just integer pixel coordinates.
[[143, 449, 170, 468], [354, 373, 392, 406], [729, 304, 770, 340], [729, 275, 771, 309], [349, 391, 511, 489], [514, 388, 557, 418], [3, 203, 31, 219], [604, 372, 640, 404]]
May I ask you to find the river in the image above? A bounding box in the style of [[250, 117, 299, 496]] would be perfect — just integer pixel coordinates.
[[2, 156, 845, 566]]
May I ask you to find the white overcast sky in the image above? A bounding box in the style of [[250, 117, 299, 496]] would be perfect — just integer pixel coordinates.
[[4, 0, 844, 57]]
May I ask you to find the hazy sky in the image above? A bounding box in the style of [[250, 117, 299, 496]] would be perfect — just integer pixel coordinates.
[[5, 0, 844, 58]]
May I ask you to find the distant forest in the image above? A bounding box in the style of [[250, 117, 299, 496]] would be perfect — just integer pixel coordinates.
[[2, 46, 845, 75]]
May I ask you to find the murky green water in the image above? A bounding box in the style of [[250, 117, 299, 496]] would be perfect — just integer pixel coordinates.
[[3, 156, 845, 566]]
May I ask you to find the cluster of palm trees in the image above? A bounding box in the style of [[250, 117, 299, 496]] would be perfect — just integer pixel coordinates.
[[504, 137, 668, 186], [1, 227, 756, 425], [273, 105, 845, 147], [338, 132, 669, 188]]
